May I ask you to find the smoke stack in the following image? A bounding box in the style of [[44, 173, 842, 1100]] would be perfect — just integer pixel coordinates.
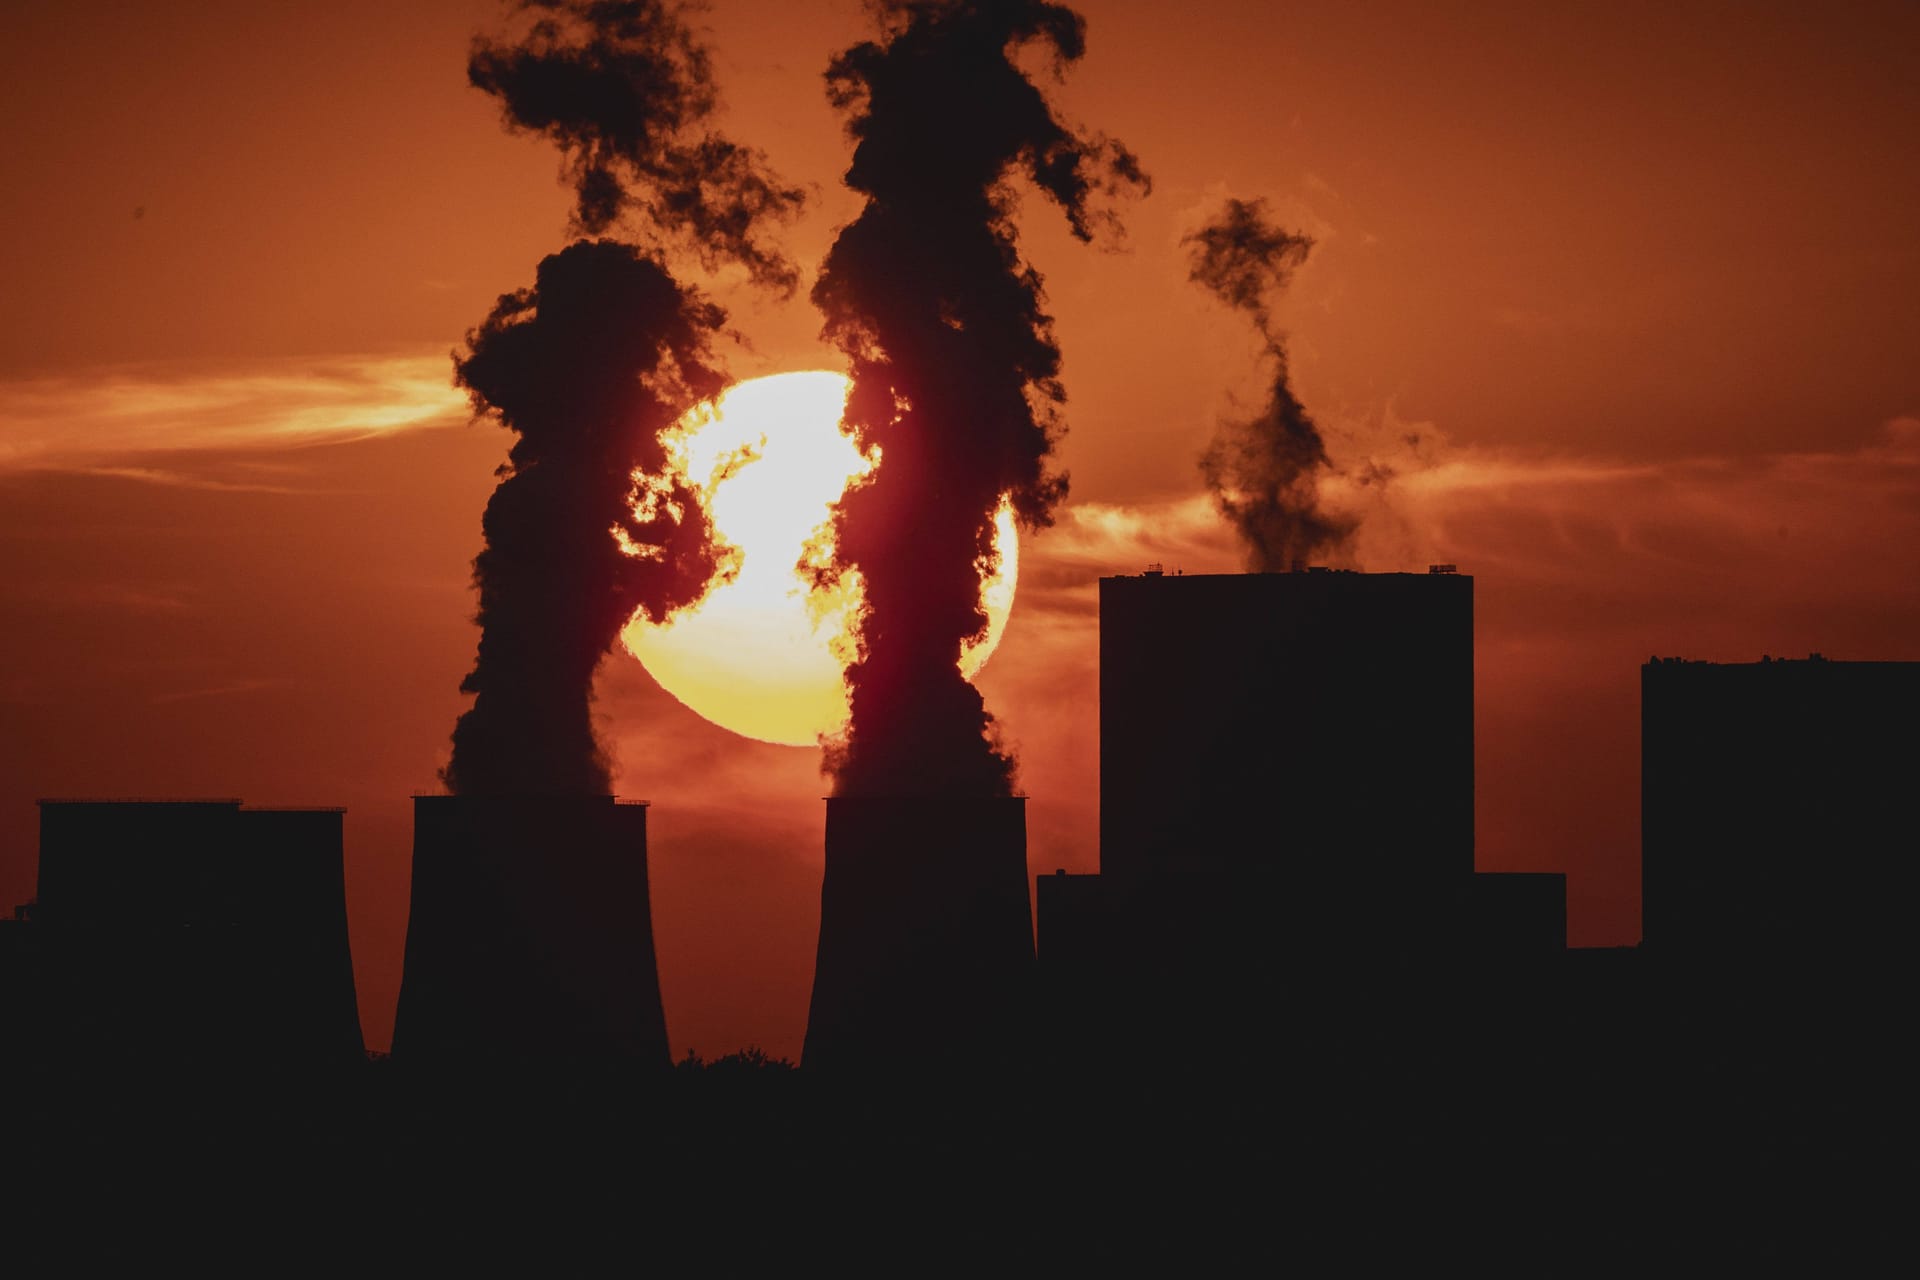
[[803, 797, 1033, 1072], [391, 795, 668, 1070]]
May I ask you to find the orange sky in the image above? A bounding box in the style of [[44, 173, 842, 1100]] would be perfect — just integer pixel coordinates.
[[3, 0, 1917, 1058]]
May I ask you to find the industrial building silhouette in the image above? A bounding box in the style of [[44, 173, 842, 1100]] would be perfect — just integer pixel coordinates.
[[1642, 654, 1918, 959], [1100, 566, 1476, 886], [1639, 654, 1913, 1086], [1038, 567, 1566, 1067], [4, 573, 1913, 1107], [7, 799, 362, 1072]]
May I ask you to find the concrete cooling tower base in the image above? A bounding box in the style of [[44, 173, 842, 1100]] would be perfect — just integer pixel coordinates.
[[803, 796, 1033, 1073], [391, 795, 669, 1071]]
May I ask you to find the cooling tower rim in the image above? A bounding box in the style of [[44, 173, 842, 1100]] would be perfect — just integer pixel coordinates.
[[408, 793, 648, 805], [1099, 569, 1473, 582], [37, 797, 245, 807], [239, 805, 348, 814], [821, 793, 1029, 802]]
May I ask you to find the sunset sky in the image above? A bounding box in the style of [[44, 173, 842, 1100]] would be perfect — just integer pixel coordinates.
[[3, 0, 1917, 1059]]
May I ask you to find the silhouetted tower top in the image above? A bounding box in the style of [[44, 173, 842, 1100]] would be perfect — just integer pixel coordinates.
[[34, 799, 343, 926]]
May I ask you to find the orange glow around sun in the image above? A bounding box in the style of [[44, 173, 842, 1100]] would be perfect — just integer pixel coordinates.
[[621, 370, 1018, 746]]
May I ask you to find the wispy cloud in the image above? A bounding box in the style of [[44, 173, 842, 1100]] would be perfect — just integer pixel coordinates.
[[44, 465, 308, 493], [0, 351, 468, 474], [150, 677, 284, 705], [999, 411, 1920, 627], [1355, 415, 1920, 597], [1014, 495, 1240, 614]]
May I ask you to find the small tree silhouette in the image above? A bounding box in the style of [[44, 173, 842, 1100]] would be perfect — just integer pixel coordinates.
[[676, 1047, 796, 1076]]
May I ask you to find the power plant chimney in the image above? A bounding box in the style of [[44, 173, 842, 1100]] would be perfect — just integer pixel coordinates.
[[391, 795, 670, 1071], [803, 796, 1034, 1073]]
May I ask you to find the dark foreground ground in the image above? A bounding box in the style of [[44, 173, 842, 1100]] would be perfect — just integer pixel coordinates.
[[1, 1036, 1902, 1272]]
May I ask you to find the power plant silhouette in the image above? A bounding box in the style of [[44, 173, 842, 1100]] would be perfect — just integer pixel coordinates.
[[8, 799, 362, 1071], [1642, 653, 1918, 960], [4, 566, 1912, 1095], [803, 796, 1033, 1072], [391, 795, 670, 1070], [1043, 567, 1561, 1067], [1100, 566, 1475, 886], [1637, 653, 1913, 1086]]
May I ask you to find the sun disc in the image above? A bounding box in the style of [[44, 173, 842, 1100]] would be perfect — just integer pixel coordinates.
[[620, 370, 1018, 746]]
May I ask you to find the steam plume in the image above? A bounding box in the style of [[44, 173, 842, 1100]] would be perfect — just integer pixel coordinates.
[[811, 0, 1147, 795], [442, 0, 800, 795], [468, 0, 805, 289], [1186, 197, 1357, 570]]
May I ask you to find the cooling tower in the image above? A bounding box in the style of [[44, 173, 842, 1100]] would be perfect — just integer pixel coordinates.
[[31, 799, 364, 1070], [802, 796, 1033, 1073], [391, 795, 669, 1070], [232, 806, 366, 1066]]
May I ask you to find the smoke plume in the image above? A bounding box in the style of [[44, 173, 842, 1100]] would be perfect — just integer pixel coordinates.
[[1186, 197, 1357, 570], [468, 0, 805, 289], [811, 0, 1147, 796], [442, 1, 800, 796]]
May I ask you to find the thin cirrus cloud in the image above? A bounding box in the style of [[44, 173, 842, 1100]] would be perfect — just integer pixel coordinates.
[[0, 352, 469, 479], [1366, 415, 1920, 614], [148, 677, 286, 706], [47, 466, 310, 494]]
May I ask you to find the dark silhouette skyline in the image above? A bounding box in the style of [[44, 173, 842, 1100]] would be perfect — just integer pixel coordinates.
[[4, 582, 1904, 1251], [15, 612, 1908, 1090], [12, 588, 1913, 1080]]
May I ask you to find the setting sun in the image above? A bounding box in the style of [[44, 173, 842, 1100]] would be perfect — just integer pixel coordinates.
[[621, 371, 1018, 746]]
